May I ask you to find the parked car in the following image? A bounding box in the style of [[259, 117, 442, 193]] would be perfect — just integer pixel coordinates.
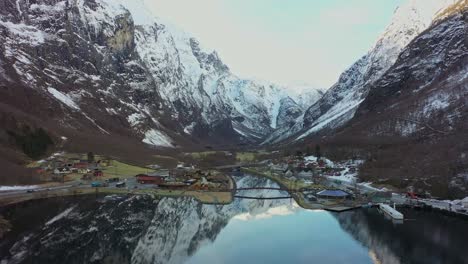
[[116, 181, 126, 188], [91, 181, 108, 187]]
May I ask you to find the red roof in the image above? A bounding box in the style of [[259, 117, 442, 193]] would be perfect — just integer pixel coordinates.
[[74, 162, 88, 168], [136, 175, 165, 184]]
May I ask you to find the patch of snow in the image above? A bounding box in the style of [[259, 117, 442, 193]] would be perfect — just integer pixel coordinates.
[[0, 21, 46, 45], [304, 155, 334, 167], [143, 129, 173, 148], [47, 87, 80, 110], [16, 0, 23, 18], [183, 122, 196, 135], [105, 108, 118, 115], [45, 206, 76, 225], [127, 113, 144, 127], [82, 113, 110, 135], [298, 98, 364, 140], [423, 93, 451, 116], [0, 185, 38, 191]]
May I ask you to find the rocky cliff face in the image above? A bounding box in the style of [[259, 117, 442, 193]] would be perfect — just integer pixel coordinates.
[[0, 0, 322, 155]]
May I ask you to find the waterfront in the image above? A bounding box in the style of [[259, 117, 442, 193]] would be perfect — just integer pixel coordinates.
[[1, 176, 468, 264]]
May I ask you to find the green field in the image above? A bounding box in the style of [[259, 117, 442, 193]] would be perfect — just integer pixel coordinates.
[[185, 151, 218, 159], [103, 160, 151, 178], [236, 152, 256, 162]]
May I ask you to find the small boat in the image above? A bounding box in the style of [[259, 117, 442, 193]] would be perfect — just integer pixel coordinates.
[[379, 203, 404, 220]]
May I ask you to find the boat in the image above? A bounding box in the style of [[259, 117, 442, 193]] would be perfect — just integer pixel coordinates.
[[379, 203, 404, 220]]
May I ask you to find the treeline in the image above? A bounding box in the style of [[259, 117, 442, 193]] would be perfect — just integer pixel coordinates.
[[284, 144, 322, 159]]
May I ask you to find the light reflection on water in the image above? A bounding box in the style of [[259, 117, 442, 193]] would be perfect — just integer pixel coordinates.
[[185, 209, 373, 264]]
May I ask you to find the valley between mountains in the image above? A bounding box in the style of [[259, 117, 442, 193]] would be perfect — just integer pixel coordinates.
[[0, 0, 467, 198]]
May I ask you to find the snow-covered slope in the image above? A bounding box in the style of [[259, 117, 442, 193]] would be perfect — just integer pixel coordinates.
[[0, 0, 323, 150], [267, 0, 458, 144]]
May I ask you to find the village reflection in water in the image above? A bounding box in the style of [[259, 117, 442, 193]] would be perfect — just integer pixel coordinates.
[[1, 176, 468, 264]]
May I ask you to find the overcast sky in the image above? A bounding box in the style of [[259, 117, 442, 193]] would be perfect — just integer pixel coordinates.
[[143, 0, 403, 89]]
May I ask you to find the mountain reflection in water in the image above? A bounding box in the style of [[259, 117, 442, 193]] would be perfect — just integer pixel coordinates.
[[334, 208, 468, 264], [1, 176, 467, 264]]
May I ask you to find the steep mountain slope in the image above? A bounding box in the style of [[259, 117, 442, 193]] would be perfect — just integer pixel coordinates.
[[0, 0, 321, 161], [264, 0, 458, 144], [326, 0, 468, 197]]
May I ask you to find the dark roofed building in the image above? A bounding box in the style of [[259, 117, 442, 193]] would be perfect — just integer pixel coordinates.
[[316, 189, 351, 199]]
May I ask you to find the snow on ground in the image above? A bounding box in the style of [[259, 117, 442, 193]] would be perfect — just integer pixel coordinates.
[[304, 155, 334, 166], [303, 156, 384, 192], [127, 113, 144, 127], [327, 170, 358, 184], [183, 122, 196, 135], [297, 98, 364, 140], [0, 21, 46, 46], [143, 129, 174, 148], [45, 206, 76, 225], [47, 87, 80, 110], [0, 185, 38, 191]]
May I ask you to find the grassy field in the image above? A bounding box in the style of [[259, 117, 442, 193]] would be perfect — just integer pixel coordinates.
[[235, 150, 278, 163], [60, 160, 151, 181], [186, 151, 218, 159], [102, 160, 151, 179], [236, 152, 256, 162], [151, 155, 179, 168]]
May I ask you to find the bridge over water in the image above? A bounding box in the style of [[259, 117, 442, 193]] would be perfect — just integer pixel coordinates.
[[235, 187, 318, 193]]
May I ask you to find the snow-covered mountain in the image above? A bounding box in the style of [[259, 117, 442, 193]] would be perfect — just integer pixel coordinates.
[[0, 0, 322, 151], [323, 0, 467, 198], [265, 0, 460, 144]]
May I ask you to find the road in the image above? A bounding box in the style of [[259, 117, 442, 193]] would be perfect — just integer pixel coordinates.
[[0, 177, 160, 202]]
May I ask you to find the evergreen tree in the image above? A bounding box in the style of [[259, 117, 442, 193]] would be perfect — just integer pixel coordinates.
[[315, 144, 321, 161], [305, 145, 312, 156], [296, 150, 303, 157], [7, 127, 53, 159], [87, 152, 95, 163]]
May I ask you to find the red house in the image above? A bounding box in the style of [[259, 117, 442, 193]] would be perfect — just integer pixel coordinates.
[[318, 160, 326, 167], [34, 168, 46, 175], [74, 162, 88, 169], [93, 170, 103, 177], [136, 174, 165, 184]]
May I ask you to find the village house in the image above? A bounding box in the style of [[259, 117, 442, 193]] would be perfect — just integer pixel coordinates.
[[136, 174, 166, 185], [297, 171, 313, 179], [93, 170, 103, 177], [73, 162, 88, 169], [54, 167, 70, 175]]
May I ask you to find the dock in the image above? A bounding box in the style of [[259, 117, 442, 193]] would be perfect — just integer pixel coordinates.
[[379, 203, 404, 220]]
